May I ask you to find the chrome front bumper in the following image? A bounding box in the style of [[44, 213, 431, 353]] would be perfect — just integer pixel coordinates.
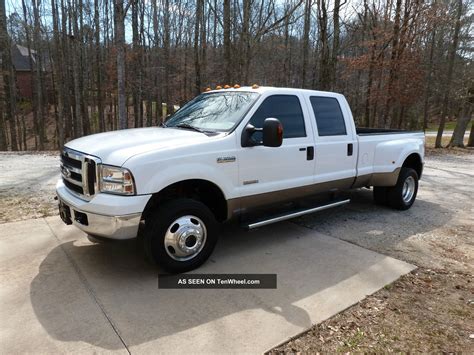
[[56, 180, 148, 240]]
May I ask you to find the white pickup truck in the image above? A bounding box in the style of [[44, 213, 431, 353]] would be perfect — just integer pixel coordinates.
[[57, 86, 424, 272]]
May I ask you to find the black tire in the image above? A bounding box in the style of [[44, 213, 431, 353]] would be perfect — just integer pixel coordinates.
[[387, 167, 419, 210], [373, 186, 389, 206], [143, 198, 218, 273]]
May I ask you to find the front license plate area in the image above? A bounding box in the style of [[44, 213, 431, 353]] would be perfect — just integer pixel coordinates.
[[59, 200, 72, 225]]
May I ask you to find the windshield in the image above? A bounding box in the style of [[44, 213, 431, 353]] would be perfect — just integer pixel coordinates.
[[165, 92, 259, 132]]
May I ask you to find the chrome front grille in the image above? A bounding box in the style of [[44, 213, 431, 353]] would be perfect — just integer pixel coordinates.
[[60, 148, 101, 200]]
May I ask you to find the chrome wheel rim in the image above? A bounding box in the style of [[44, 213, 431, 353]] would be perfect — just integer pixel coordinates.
[[402, 176, 415, 203], [164, 215, 207, 261]]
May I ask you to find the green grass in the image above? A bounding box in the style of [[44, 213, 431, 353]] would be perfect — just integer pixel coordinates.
[[338, 330, 366, 351], [426, 121, 456, 131], [426, 121, 470, 132]]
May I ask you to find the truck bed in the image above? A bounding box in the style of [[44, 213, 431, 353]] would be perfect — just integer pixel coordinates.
[[356, 127, 422, 136]]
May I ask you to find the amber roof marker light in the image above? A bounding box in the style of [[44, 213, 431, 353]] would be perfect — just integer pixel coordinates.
[[252, 84, 259, 89], [234, 84, 240, 88], [215, 85, 222, 90], [204, 87, 211, 92], [224, 84, 231, 89]]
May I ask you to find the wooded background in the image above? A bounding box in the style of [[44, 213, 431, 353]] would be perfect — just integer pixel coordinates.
[[0, 0, 473, 151]]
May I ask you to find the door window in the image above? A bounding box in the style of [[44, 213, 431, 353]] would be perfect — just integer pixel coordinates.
[[310, 97, 347, 136], [249, 95, 306, 139]]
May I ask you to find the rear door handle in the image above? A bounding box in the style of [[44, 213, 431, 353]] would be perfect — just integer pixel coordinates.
[[307, 146, 314, 160], [347, 143, 353, 156]]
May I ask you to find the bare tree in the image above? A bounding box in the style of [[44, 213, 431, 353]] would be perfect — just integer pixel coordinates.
[[114, 0, 129, 129], [301, 0, 311, 88], [0, 0, 472, 152], [223, 0, 231, 83], [435, 0, 463, 148], [0, 0, 18, 150]]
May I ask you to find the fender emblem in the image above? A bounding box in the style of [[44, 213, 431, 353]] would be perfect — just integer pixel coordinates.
[[217, 156, 236, 163]]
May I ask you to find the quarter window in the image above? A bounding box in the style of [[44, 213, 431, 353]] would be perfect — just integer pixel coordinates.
[[249, 95, 306, 139], [310, 97, 347, 136]]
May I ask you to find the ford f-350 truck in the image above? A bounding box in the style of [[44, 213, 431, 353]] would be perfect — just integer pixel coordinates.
[[57, 86, 424, 272]]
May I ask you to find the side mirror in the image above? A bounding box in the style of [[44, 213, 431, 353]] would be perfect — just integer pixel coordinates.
[[241, 118, 283, 147], [262, 118, 283, 147]]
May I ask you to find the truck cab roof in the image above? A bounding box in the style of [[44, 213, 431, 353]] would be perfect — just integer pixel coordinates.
[[203, 86, 345, 99]]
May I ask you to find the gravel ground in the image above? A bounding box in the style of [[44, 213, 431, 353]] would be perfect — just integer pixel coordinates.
[[0, 150, 473, 352], [272, 152, 474, 353], [293, 153, 474, 272], [0, 152, 59, 223]]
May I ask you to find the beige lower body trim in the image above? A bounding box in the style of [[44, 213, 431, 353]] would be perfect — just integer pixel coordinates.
[[368, 167, 401, 187], [351, 168, 401, 189], [226, 169, 401, 220], [352, 168, 400, 189], [227, 177, 354, 218]]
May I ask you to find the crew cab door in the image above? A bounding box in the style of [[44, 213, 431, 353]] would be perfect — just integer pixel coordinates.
[[237, 94, 316, 209], [305, 95, 357, 188]]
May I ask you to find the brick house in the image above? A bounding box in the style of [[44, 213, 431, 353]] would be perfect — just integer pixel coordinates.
[[1, 44, 48, 100], [11, 44, 38, 99]]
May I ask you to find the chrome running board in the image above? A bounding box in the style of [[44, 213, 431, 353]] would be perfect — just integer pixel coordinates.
[[246, 199, 351, 230]]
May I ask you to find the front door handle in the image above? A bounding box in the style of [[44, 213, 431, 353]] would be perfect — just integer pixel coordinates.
[[307, 146, 314, 160]]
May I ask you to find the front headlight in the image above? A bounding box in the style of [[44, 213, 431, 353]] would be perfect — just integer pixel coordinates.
[[100, 165, 135, 195]]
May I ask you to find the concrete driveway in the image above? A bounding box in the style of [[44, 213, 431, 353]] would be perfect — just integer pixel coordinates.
[[0, 215, 414, 353]]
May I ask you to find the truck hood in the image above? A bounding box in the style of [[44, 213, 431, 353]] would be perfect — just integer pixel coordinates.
[[65, 127, 216, 166]]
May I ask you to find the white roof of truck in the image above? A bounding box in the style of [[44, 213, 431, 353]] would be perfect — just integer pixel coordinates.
[[203, 86, 344, 99]]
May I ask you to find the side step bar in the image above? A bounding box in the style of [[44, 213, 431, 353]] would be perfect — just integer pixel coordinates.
[[246, 199, 351, 230]]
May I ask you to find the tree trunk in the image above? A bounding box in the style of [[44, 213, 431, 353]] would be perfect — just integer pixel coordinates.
[[21, 0, 39, 148], [467, 121, 474, 147], [0, 93, 6, 150], [95, 0, 104, 132], [194, 0, 202, 94], [114, 0, 127, 129], [381, 0, 402, 128], [0, 0, 18, 151], [435, 0, 463, 148], [301, 0, 311, 88], [132, 0, 141, 128], [448, 106, 471, 147], [317, 0, 330, 90], [223, 0, 231, 83], [422, 24, 436, 130], [163, 0, 171, 114], [330, 0, 340, 90], [71, 0, 83, 137], [241, 0, 250, 83], [51, 0, 64, 148], [32, 0, 46, 148], [78, 0, 90, 136], [60, 0, 72, 140], [200, 0, 207, 89]]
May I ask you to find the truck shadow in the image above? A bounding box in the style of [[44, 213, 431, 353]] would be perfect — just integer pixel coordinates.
[[29, 193, 451, 351], [294, 187, 453, 256]]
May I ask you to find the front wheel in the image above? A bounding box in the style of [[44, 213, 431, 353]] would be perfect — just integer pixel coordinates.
[[387, 167, 419, 210], [143, 198, 218, 273]]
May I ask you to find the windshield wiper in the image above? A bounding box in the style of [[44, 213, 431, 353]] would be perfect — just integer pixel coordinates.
[[174, 123, 214, 134]]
